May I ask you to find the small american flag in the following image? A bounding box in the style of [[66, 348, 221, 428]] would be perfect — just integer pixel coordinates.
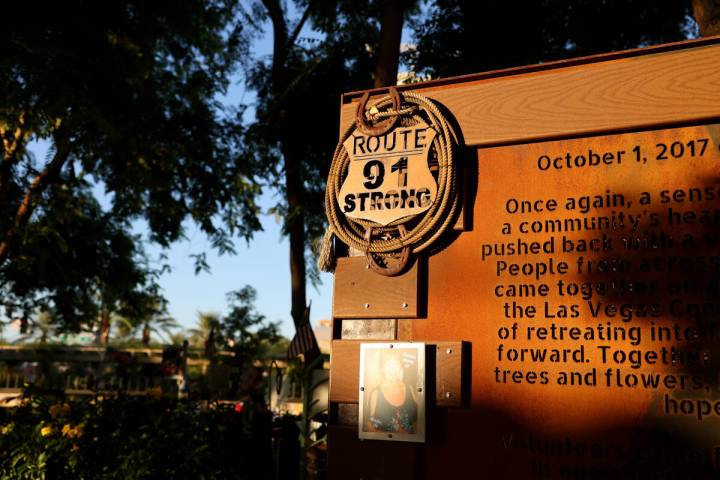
[[288, 321, 319, 359]]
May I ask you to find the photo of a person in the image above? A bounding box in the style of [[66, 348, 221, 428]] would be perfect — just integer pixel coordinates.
[[359, 343, 425, 442], [367, 350, 418, 433]]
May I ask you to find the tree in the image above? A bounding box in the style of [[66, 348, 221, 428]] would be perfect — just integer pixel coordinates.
[[374, 0, 418, 87], [0, 1, 263, 332], [245, 1, 417, 356], [139, 315, 181, 346], [214, 286, 281, 367], [188, 311, 222, 349], [1, 181, 165, 335], [407, 1, 694, 80]]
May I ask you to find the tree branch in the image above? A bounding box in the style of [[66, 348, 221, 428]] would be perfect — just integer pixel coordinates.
[[286, 4, 311, 50], [0, 112, 27, 193], [0, 132, 72, 264], [261, 0, 289, 88]]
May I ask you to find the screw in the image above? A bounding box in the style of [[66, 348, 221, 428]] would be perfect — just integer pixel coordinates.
[[360, 387, 364, 391], [417, 387, 423, 393], [402, 302, 408, 308], [364, 303, 370, 309], [446, 348, 453, 355], [445, 392, 452, 399], [389, 344, 394, 349]]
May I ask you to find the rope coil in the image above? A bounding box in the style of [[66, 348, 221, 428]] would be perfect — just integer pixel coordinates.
[[319, 89, 460, 274]]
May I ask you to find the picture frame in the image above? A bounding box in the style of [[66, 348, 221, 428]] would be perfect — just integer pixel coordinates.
[[358, 342, 426, 442]]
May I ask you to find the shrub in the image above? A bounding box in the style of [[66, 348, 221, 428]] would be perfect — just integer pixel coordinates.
[[0, 396, 272, 479]]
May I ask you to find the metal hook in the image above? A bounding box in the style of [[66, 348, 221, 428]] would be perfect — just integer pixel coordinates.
[[355, 87, 402, 137], [364, 225, 410, 276]]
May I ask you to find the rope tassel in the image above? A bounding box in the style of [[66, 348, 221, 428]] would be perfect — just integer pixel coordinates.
[[317, 228, 336, 273]]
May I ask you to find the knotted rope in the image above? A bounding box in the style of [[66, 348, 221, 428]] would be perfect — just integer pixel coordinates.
[[318, 90, 460, 273]]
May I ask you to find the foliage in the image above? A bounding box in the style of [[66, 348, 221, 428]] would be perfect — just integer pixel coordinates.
[[3, 181, 165, 335], [214, 286, 282, 365], [246, 1, 379, 249], [407, 0, 694, 79], [0, 0, 262, 332], [188, 311, 222, 349], [0, 396, 272, 480]]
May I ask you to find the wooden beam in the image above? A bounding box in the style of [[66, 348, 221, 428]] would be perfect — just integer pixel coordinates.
[[333, 256, 419, 319], [340, 41, 720, 147]]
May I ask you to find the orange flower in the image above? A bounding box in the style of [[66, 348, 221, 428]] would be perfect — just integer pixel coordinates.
[[62, 423, 84, 439]]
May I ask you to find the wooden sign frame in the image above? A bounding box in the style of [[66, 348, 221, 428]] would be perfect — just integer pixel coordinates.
[[328, 36, 720, 480]]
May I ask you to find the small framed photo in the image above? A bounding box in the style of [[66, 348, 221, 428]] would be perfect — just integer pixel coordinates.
[[358, 342, 425, 443]]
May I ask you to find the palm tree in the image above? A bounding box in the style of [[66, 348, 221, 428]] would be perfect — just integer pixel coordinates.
[[188, 312, 221, 349], [139, 315, 181, 346]]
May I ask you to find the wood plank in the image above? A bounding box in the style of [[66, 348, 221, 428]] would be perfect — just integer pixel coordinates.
[[434, 341, 468, 408], [330, 339, 467, 406], [333, 256, 418, 319], [340, 43, 720, 147], [329, 339, 369, 404], [327, 424, 420, 480]]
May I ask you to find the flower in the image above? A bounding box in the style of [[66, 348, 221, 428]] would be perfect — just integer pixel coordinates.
[[62, 423, 84, 439], [0, 423, 14, 435], [234, 402, 244, 414], [40, 425, 54, 437]]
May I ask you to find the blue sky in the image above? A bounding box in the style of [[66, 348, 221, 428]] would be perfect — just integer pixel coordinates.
[[147, 195, 333, 340]]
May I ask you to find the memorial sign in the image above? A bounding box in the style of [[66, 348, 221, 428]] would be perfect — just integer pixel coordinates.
[[327, 37, 720, 479], [322, 88, 461, 276]]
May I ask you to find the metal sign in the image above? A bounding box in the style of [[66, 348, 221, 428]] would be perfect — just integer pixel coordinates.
[[340, 120, 438, 226]]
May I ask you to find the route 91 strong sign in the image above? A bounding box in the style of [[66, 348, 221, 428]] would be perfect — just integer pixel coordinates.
[[339, 119, 438, 226]]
